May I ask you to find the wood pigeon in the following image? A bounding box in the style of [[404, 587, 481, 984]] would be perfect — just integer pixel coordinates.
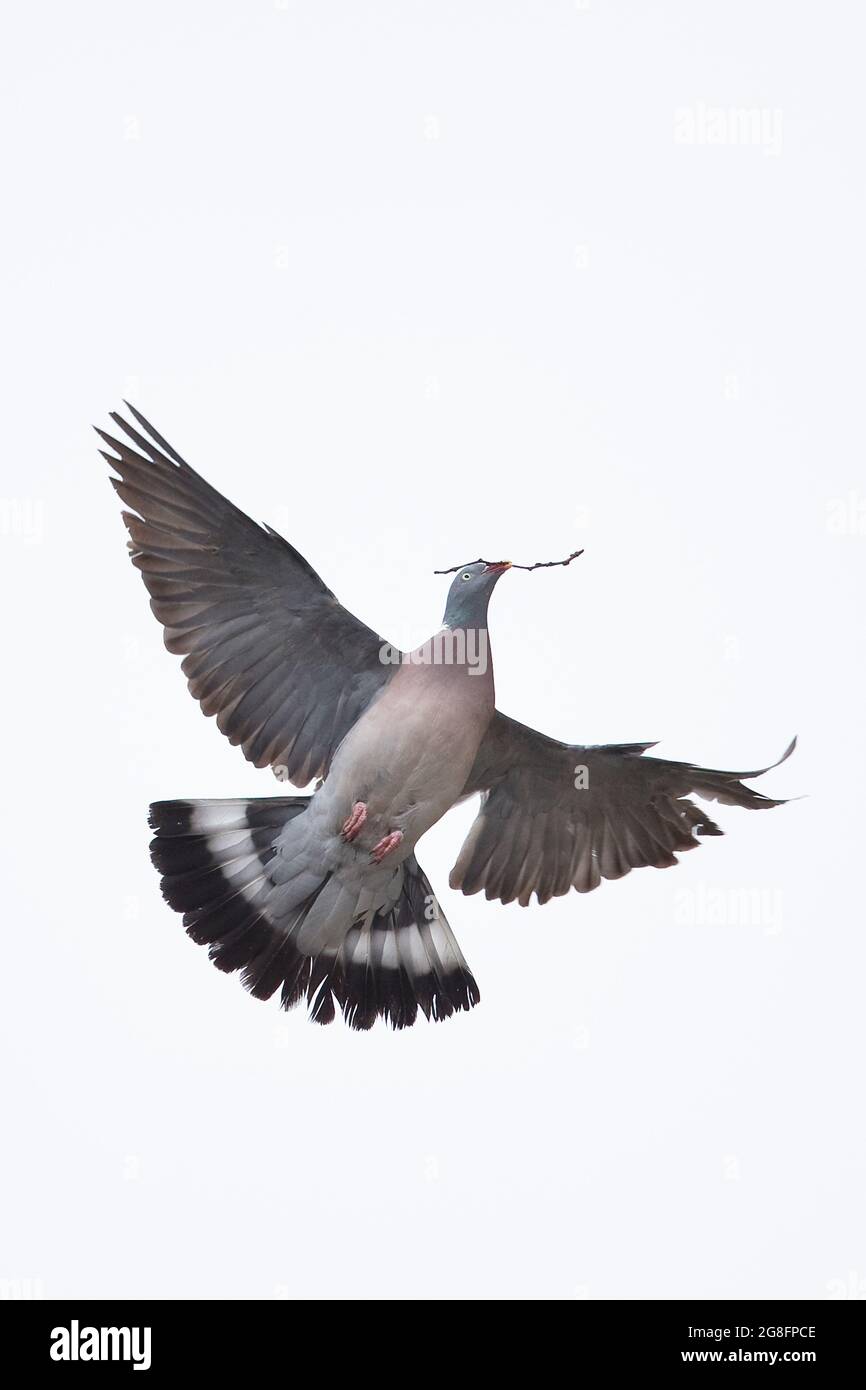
[[96, 405, 795, 1030]]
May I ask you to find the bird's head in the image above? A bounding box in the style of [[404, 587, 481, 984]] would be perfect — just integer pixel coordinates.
[[441, 559, 511, 630]]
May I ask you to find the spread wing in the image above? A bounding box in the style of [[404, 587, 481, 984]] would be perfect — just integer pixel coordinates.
[[97, 404, 396, 786], [451, 713, 795, 905]]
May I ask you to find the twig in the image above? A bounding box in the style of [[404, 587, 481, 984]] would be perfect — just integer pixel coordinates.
[[434, 549, 584, 575]]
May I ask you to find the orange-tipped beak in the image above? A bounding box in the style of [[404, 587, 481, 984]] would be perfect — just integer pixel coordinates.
[[484, 560, 512, 573]]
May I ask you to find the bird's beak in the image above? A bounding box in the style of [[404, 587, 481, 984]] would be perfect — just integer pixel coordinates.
[[484, 560, 512, 574]]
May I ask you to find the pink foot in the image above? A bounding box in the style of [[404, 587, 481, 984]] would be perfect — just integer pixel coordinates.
[[341, 801, 368, 842], [370, 830, 404, 864]]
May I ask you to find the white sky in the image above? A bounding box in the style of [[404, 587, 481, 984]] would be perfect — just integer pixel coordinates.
[[1, 0, 863, 1300]]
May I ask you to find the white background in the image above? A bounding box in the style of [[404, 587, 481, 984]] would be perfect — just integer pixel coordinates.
[[1, 1, 863, 1301]]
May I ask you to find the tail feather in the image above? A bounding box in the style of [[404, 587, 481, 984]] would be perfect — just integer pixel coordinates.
[[148, 797, 479, 1030]]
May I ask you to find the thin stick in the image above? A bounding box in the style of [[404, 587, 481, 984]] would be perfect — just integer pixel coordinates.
[[434, 549, 584, 575]]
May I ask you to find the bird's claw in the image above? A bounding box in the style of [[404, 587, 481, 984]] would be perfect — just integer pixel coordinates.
[[341, 801, 368, 841], [370, 830, 404, 863]]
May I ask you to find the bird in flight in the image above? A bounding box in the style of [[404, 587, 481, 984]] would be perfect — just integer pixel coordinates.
[[97, 405, 794, 1030]]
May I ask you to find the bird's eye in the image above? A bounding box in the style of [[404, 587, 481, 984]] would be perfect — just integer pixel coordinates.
[[461, 571, 471, 581]]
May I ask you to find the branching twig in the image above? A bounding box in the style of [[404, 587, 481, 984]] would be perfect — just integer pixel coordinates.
[[434, 549, 584, 575]]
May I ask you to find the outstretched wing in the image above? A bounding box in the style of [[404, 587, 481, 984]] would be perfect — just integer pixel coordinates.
[[97, 404, 395, 785], [451, 713, 795, 905]]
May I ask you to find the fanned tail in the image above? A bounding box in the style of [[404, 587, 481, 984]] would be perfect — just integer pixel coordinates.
[[148, 798, 479, 1030]]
